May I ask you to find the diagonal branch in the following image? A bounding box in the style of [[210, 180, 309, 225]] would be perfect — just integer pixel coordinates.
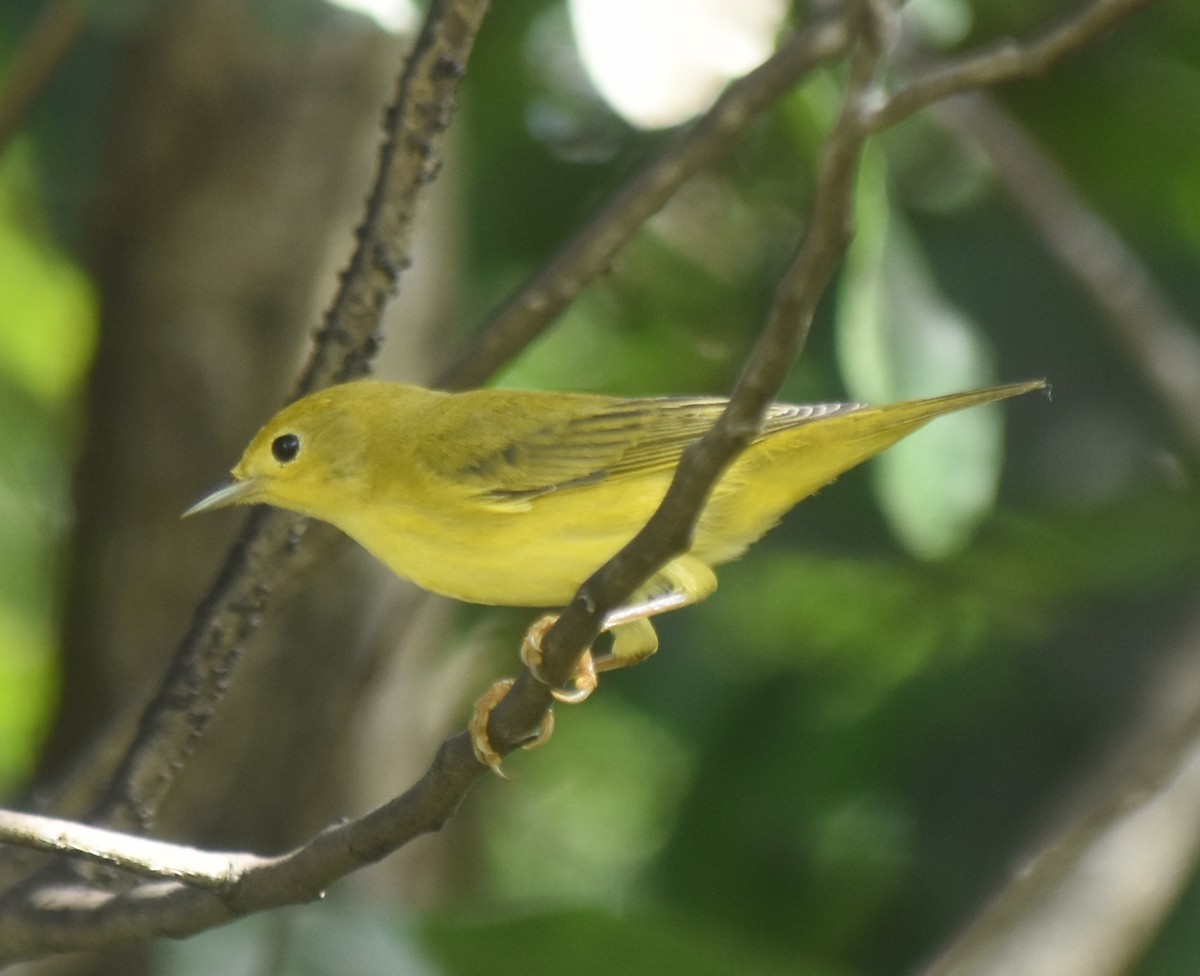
[[437, 13, 850, 390], [479, 0, 1165, 762], [85, 0, 491, 835], [920, 597, 1200, 976], [481, 0, 895, 762], [0, 0, 1164, 960], [864, 0, 1162, 133]]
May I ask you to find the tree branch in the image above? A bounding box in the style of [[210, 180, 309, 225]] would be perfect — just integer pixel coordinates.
[[479, 0, 896, 765], [0, 810, 264, 890], [0, 735, 484, 961], [0, 0, 1164, 960], [85, 0, 491, 835], [436, 13, 850, 391], [475, 0, 1162, 770], [921, 597, 1200, 976], [864, 0, 1161, 133]]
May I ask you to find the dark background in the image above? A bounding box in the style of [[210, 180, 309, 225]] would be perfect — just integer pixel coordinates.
[[1, 1, 1198, 973]]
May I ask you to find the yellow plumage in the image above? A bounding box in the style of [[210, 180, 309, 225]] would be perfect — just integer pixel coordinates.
[[186, 378, 1044, 663]]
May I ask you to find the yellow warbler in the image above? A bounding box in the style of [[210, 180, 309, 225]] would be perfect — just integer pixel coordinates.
[[186, 378, 1043, 668]]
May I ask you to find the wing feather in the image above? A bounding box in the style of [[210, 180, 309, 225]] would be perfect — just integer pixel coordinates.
[[449, 395, 866, 504]]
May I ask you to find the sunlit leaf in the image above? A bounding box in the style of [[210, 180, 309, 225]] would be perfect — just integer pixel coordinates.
[[904, 0, 973, 46], [838, 150, 1003, 559], [0, 142, 97, 403], [567, 0, 787, 130], [0, 607, 54, 793]]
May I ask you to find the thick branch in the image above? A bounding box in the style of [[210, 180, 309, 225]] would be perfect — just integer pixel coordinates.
[[481, 0, 894, 756], [86, 0, 491, 835], [0, 0, 1164, 960], [0, 735, 484, 961]]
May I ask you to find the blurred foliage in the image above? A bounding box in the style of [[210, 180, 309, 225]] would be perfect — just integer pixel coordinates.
[[0, 137, 97, 790], [419, 906, 840, 976], [157, 900, 438, 976], [4, 0, 1200, 973], [480, 693, 695, 906], [838, 145, 1005, 558]]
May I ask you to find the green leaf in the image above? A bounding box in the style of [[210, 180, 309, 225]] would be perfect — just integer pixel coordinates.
[[420, 907, 844, 976], [0, 607, 54, 792], [0, 141, 97, 403], [695, 485, 1200, 692], [480, 695, 694, 904], [837, 151, 1003, 559]]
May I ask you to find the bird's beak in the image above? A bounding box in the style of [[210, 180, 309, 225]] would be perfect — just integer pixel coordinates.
[[182, 475, 258, 518]]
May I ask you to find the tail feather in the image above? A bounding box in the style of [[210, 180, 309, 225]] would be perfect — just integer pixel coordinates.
[[695, 379, 1047, 564], [844, 379, 1049, 436]]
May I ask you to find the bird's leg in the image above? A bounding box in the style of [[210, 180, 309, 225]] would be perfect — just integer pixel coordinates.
[[601, 588, 694, 629], [470, 556, 717, 774], [595, 554, 717, 672], [524, 555, 718, 694], [468, 678, 555, 776], [517, 598, 672, 702], [467, 615, 583, 776], [520, 614, 599, 703]]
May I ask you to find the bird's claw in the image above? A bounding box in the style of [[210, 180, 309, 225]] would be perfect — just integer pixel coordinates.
[[520, 614, 600, 703], [469, 677, 555, 777]]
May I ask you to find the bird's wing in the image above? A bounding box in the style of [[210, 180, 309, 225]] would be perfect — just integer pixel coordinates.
[[445, 396, 865, 505]]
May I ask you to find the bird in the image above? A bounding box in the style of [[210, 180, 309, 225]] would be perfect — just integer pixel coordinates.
[[185, 377, 1046, 768]]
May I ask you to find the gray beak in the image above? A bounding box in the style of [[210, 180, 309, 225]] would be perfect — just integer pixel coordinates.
[[182, 476, 258, 518]]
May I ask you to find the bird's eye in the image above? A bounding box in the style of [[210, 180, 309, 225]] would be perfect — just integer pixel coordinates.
[[271, 433, 301, 464]]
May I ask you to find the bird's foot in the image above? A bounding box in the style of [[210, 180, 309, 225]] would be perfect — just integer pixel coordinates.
[[520, 614, 599, 704], [469, 677, 556, 777]]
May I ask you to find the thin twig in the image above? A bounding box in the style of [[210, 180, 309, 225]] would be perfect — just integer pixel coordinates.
[[436, 14, 850, 391], [0, 0, 1163, 960], [86, 0, 491, 834], [296, 2, 487, 393], [864, 0, 1161, 133], [479, 0, 1162, 762], [483, 0, 895, 763]]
